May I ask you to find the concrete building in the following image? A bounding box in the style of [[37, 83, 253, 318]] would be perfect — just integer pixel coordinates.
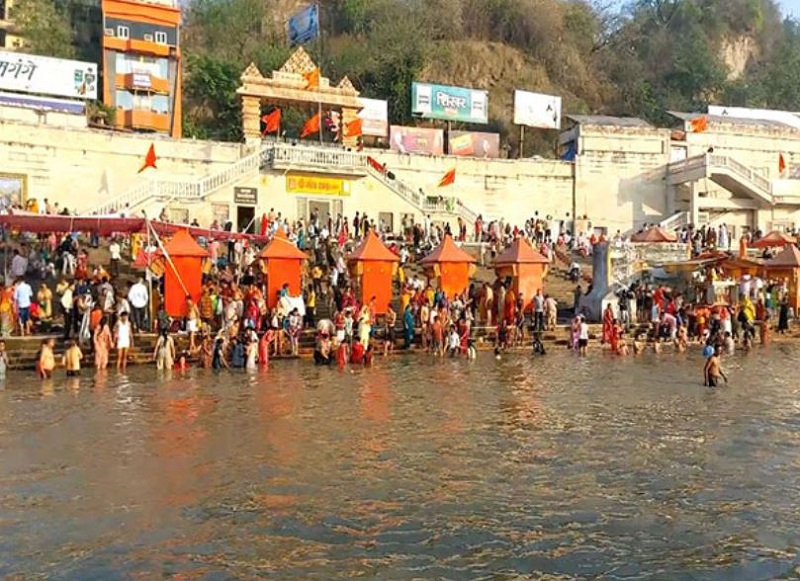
[[3, 96, 800, 236], [101, 0, 181, 137], [0, 0, 25, 51]]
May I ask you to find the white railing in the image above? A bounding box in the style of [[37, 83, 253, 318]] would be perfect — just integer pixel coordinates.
[[709, 154, 772, 195], [659, 211, 690, 232], [92, 145, 269, 215], [269, 142, 367, 173], [667, 154, 707, 176], [366, 165, 424, 208]]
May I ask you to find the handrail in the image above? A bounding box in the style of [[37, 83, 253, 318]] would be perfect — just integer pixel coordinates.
[[659, 211, 689, 231], [93, 144, 270, 215], [366, 166, 424, 208], [269, 142, 367, 171]]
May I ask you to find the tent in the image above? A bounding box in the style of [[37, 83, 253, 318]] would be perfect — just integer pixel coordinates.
[[630, 226, 678, 243], [159, 229, 209, 317], [750, 230, 797, 249], [419, 235, 476, 298], [258, 229, 307, 308], [348, 230, 399, 315], [493, 237, 549, 312]]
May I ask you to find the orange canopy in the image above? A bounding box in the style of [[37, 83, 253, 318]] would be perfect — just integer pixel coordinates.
[[419, 235, 476, 265], [160, 229, 210, 258], [494, 237, 549, 266], [349, 230, 399, 263], [750, 230, 797, 248], [630, 227, 678, 243], [258, 229, 307, 260], [767, 244, 800, 267]]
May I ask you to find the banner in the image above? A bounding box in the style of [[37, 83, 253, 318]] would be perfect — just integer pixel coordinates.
[[448, 131, 500, 158], [286, 173, 351, 197], [288, 4, 319, 46], [411, 82, 488, 124], [514, 90, 561, 129], [357, 97, 388, 137], [389, 125, 444, 155], [0, 50, 97, 100]]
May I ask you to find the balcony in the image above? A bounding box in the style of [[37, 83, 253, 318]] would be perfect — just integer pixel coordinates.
[[116, 72, 170, 94], [266, 142, 367, 176], [117, 108, 170, 132]]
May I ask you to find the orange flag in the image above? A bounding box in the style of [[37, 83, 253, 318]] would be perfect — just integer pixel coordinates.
[[138, 143, 157, 173], [343, 118, 363, 138], [779, 153, 787, 174], [438, 168, 456, 187], [261, 109, 281, 135], [689, 116, 708, 133], [300, 112, 321, 138], [303, 68, 320, 90]]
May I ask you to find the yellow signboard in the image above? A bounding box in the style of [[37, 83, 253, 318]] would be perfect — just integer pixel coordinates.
[[286, 173, 351, 197]]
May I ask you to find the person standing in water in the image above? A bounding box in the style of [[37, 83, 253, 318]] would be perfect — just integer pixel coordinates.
[[114, 311, 133, 372], [704, 345, 728, 387]]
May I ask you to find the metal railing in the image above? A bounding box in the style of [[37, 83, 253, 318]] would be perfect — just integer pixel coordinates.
[[92, 145, 269, 215]]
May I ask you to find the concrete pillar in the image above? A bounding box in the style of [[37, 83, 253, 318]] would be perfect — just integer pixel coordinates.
[[689, 182, 699, 227], [241, 95, 261, 141]]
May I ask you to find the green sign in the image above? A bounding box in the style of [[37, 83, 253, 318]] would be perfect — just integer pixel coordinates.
[[411, 82, 489, 124]]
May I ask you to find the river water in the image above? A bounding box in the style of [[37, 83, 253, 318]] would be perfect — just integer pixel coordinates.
[[1, 347, 800, 580]]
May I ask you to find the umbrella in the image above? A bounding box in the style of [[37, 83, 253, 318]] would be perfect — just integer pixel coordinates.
[[750, 230, 797, 248]]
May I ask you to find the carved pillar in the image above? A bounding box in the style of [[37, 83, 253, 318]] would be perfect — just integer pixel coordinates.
[[341, 106, 360, 148], [242, 94, 261, 143]]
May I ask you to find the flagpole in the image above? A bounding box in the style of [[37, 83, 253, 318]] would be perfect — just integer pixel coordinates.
[[519, 126, 525, 159], [317, 2, 323, 144]]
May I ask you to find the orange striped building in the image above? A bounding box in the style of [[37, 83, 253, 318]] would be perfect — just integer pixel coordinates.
[[101, 0, 181, 137]]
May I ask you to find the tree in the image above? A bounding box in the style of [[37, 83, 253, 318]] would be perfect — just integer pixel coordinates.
[[10, 0, 76, 59], [182, 55, 242, 141]]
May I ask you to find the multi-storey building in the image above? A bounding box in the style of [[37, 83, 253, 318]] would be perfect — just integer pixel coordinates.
[[0, 0, 25, 51], [101, 0, 181, 137]]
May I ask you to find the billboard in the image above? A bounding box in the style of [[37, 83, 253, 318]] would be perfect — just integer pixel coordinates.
[[448, 131, 501, 158], [0, 51, 97, 100], [288, 4, 319, 46], [514, 90, 561, 129], [286, 173, 351, 197], [411, 82, 488, 124], [357, 98, 388, 137], [389, 125, 444, 155]]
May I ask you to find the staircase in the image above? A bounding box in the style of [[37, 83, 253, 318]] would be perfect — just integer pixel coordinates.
[[667, 153, 774, 205], [365, 164, 483, 224], [92, 144, 272, 215]]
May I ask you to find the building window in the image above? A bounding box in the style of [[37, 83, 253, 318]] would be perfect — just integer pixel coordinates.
[[154, 31, 167, 44], [116, 25, 129, 39], [0, 30, 5, 49]]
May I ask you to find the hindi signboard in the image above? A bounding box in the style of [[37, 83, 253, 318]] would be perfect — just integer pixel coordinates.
[[411, 82, 488, 124], [286, 173, 351, 197], [0, 50, 97, 100], [389, 125, 444, 155], [357, 97, 388, 137], [288, 4, 320, 46], [513, 90, 561, 129], [448, 131, 501, 158], [234, 187, 258, 205]]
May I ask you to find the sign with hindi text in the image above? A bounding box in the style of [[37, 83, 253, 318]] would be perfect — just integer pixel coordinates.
[[0, 50, 97, 100], [234, 186, 258, 205], [448, 131, 500, 158], [411, 82, 488, 124], [389, 125, 444, 155], [286, 173, 351, 197]]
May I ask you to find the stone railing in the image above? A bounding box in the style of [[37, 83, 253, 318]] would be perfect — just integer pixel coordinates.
[[268, 142, 367, 175]]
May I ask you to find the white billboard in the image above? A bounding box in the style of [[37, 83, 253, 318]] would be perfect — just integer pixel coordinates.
[[514, 89, 561, 129], [0, 50, 98, 100], [357, 97, 388, 137]]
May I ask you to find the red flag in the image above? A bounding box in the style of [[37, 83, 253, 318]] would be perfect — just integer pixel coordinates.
[[689, 116, 708, 133], [261, 109, 281, 135], [303, 68, 320, 90], [367, 156, 385, 173], [779, 153, 787, 174], [300, 112, 321, 138], [138, 143, 157, 173], [343, 118, 363, 138], [438, 168, 456, 187]]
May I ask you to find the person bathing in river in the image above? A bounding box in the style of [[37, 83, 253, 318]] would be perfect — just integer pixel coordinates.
[[704, 345, 728, 387]]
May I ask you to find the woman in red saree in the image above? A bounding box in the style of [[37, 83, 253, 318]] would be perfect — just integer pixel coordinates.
[[602, 303, 614, 344]]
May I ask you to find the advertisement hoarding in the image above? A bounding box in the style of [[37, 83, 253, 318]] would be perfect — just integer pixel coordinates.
[[411, 82, 488, 124], [448, 131, 501, 158], [513, 90, 561, 129], [0, 50, 97, 100], [357, 97, 388, 137], [288, 4, 319, 46], [286, 173, 351, 197], [389, 125, 444, 155]]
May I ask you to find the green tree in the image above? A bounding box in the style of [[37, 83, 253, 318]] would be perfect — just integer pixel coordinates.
[[10, 0, 76, 59], [182, 55, 242, 141]]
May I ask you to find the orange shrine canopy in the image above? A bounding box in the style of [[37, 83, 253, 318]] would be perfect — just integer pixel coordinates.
[[630, 226, 678, 243], [420, 235, 476, 265], [160, 229, 209, 258], [494, 237, 549, 266], [258, 229, 308, 260], [751, 230, 797, 248], [767, 244, 800, 268], [349, 231, 399, 262]]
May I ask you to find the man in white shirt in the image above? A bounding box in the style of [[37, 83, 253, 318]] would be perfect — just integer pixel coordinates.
[[14, 278, 33, 336], [109, 239, 121, 278], [10, 248, 28, 279], [128, 278, 149, 333]]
